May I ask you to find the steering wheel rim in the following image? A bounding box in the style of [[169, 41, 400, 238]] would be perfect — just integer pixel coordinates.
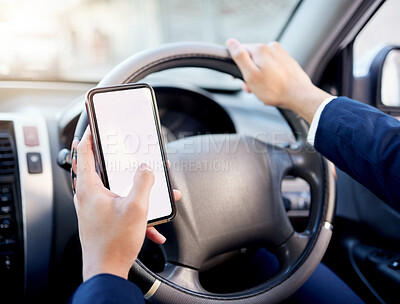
[[72, 42, 335, 303]]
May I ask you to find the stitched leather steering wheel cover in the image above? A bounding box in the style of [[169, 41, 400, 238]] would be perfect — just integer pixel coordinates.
[[73, 42, 335, 304]]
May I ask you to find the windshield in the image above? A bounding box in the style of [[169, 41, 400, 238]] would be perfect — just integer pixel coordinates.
[[0, 0, 300, 82]]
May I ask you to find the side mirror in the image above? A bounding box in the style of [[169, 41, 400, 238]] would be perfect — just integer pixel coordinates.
[[381, 49, 400, 107], [369, 45, 400, 115]]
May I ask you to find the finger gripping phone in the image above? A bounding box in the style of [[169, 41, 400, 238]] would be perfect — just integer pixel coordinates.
[[86, 83, 176, 226]]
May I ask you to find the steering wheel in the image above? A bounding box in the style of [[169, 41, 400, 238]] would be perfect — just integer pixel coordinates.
[[72, 42, 335, 303]]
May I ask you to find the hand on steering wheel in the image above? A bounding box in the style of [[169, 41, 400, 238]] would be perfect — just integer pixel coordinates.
[[226, 39, 331, 123]]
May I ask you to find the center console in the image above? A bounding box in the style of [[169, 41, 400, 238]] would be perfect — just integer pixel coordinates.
[[0, 115, 53, 303]]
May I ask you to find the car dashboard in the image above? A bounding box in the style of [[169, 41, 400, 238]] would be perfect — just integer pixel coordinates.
[[0, 79, 311, 302]]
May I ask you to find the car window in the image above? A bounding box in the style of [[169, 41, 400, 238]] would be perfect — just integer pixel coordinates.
[[0, 0, 301, 83], [354, 0, 400, 76]]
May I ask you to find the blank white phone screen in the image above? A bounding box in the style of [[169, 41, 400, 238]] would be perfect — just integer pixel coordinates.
[[92, 87, 172, 222]]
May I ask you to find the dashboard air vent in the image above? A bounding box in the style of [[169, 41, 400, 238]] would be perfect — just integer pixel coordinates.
[[0, 134, 15, 175]]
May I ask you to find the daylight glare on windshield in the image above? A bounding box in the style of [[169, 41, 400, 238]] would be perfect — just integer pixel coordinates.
[[0, 0, 299, 82]]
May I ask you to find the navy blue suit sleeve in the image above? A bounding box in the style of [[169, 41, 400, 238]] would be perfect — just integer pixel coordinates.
[[69, 274, 145, 304], [315, 97, 400, 210]]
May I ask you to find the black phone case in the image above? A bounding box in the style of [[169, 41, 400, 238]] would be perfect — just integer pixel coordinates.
[[85, 83, 176, 226]]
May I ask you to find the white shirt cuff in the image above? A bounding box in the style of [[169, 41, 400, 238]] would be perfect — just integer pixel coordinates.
[[307, 96, 337, 146]]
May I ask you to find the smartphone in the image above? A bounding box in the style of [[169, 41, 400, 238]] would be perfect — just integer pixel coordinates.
[[85, 83, 176, 226]]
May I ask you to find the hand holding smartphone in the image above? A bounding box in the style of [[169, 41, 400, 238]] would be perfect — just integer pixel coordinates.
[[85, 83, 176, 226]]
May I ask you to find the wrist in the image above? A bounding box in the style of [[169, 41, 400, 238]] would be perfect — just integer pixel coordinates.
[[83, 264, 129, 282], [82, 254, 133, 281], [290, 86, 331, 124]]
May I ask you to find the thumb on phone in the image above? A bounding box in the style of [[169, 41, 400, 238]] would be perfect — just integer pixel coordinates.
[[126, 163, 155, 216]]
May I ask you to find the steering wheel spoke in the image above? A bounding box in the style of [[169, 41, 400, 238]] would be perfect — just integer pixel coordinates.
[[159, 263, 206, 294], [286, 144, 324, 189]]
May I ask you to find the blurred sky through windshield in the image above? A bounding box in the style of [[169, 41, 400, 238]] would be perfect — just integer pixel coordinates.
[[0, 0, 299, 82]]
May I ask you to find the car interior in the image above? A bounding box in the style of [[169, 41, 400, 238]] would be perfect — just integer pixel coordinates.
[[0, 0, 399, 303]]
